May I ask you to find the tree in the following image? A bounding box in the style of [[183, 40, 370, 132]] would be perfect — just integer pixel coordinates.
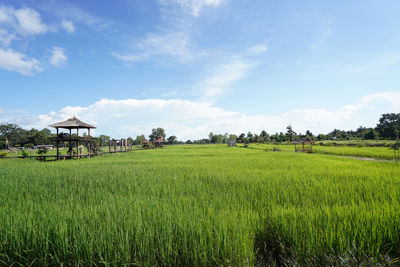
[[286, 125, 296, 142], [134, 135, 146, 145], [167, 135, 177, 144], [99, 135, 111, 146], [149, 128, 166, 142], [0, 124, 24, 146], [376, 113, 400, 139], [238, 133, 246, 143], [364, 129, 378, 140], [228, 134, 237, 141], [127, 137, 134, 146], [260, 130, 269, 143]]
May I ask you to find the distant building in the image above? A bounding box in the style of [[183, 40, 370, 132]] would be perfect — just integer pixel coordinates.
[[227, 140, 236, 147]]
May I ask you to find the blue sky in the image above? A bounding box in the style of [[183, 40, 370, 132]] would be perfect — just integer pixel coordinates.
[[0, 0, 400, 139]]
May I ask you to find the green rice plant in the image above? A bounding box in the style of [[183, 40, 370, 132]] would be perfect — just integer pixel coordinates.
[[0, 145, 399, 265]]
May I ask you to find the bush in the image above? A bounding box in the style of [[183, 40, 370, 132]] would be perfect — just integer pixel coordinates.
[[21, 149, 29, 157], [37, 147, 49, 155], [0, 151, 8, 157]]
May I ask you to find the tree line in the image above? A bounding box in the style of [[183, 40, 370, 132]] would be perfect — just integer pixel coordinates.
[[1, 113, 399, 149]]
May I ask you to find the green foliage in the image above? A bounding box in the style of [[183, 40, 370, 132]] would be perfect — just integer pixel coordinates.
[[149, 128, 166, 142], [0, 151, 7, 157], [37, 146, 49, 155], [286, 125, 296, 141], [389, 141, 400, 160], [21, 149, 29, 157], [167, 135, 177, 144], [376, 113, 400, 139], [0, 145, 399, 265], [134, 135, 146, 145]]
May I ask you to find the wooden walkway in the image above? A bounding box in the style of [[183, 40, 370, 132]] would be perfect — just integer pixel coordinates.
[[0, 150, 133, 161]]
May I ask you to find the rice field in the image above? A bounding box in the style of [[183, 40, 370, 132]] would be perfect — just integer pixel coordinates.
[[0, 145, 399, 265], [248, 143, 397, 160]]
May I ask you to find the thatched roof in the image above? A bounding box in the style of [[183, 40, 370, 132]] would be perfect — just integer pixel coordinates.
[[49, 116, 96, 129], [292, 138, 315, 144], [155, 137, 165, 143]]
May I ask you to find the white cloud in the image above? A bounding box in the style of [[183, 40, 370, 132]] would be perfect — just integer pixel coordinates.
[[0, 28, 16, 46], [4, 92, 399, 140], [198, 57, 255, 101], [161, 0, 224, 16], [112, 31, 197, 63], [0, 6, 13, 23], [49, 47, 67, 66], [13, 7, 48, 35], [61, 19, 75, 34], [0, 48, 41, 75], [246, 44, 268, 55]]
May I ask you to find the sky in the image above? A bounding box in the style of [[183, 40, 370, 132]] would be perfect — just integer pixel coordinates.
[[0, 0, 400, 140]]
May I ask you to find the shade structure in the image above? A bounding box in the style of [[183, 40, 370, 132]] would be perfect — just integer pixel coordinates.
[[49, 116, 96, 129]]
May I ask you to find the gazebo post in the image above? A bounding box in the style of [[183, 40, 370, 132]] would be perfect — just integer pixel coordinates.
[[88, 128, 91, 158], [76, 128, 79, 159], [125, 139, 127, 152], [56, 127, 59, 160], [69, 128, 72, 156]]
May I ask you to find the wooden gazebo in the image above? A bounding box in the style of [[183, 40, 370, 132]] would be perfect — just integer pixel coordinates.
[[292, 138, 315, 153], [49, 116, 96, 160]]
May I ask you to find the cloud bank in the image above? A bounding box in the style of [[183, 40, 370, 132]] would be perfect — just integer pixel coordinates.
[[1, 92, 399, 140]]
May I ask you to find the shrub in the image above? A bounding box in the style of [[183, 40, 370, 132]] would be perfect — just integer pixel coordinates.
[[21, 149, 29, 157], [0, 151, 8, 157], [37, 147, 49, 155]]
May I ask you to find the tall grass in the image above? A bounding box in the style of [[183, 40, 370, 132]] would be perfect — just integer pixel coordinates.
[[248, 143, 396, 160], [0, 145, 399, 265]]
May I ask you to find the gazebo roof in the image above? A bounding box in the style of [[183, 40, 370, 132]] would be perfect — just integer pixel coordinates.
[[49, 116, 96, 129]]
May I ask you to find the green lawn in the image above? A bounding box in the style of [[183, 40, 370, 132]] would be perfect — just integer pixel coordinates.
[[0, 145, 399, 265]]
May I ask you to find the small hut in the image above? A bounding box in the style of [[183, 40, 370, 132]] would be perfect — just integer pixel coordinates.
[[227, 139, 236, 147], [142, 139, 152, 148], [49, 116, 96, 159], [292, 138, 315, 153], [154, 137, 165, 148]]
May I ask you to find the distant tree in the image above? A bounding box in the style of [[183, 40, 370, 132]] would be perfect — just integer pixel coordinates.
[[32, 130, 49, 145], [127, 137, 134, 146], [376, 113, 400, 139], [363, 129, 378, 140], [238, 133, 246, 143], [389, 140, 400, 160], [285, 125, 296, 142], [167, 135, 177, 144], [134, 135, 146, 145], [149, 128, 166, 142], [99, 135, 111, 146], [0, 124, 24, 146], [260, 130, 269, 143], [229, 134, 237, 141]]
